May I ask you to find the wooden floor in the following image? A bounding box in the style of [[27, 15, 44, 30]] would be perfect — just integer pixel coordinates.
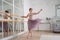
[[11, 31, 60, 40]]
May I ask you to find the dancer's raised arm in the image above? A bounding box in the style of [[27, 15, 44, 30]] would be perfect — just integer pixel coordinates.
[[33, 9, 43, 15]]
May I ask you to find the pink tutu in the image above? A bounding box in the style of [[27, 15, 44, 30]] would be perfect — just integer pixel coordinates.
[[28, 18, 42, 30]]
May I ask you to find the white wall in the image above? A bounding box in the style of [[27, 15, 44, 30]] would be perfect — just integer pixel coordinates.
[[23, 0, 31, 31], [30, 0, 60, 19], [30, 0, 60, 30]]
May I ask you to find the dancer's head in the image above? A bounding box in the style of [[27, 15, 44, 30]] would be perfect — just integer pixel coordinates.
[[29, 8, 33, 13], [5, 10, 9, 13]]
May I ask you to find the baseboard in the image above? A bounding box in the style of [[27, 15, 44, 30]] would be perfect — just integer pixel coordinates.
[[32, 30, 51, 32]]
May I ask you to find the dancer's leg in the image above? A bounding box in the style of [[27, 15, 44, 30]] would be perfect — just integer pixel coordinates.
[[27, 29, 32, 39], [29, 29, 32, 37]]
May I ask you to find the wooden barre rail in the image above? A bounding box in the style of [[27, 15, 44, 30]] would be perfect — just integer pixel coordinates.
[[0, 20, 21, 22]]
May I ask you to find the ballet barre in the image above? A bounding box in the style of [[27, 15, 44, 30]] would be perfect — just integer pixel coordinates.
[[0, 20, 22, 22]]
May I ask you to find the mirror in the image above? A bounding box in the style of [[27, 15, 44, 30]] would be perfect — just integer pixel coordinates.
[[0, 0, 24, 39], [14, 0, 24, 34], [4, 0, 13, 4]]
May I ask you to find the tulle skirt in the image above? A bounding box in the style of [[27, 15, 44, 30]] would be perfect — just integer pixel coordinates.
[[28, 18, 41, 30]]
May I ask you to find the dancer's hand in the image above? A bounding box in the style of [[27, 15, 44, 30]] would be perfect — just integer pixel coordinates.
[[40, 9, 43, 11]]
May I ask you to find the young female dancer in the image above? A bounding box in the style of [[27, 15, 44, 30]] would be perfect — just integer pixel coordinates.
[[0, 10, 11, 37], [21, 8, 43, 38]]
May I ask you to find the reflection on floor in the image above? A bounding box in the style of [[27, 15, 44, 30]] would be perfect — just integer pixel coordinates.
[[11, 31, 60, 40], [0, 30, 24, 38]]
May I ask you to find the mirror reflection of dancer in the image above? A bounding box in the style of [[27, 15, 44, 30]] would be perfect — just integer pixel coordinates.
[[0, 10, 11, 37], [21, 8, 43, 38]]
